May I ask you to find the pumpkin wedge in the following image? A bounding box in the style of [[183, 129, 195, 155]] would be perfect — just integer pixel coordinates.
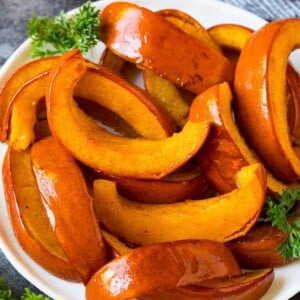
[[141, 269, 274, 300], [2, 146, 77, 280], [0, 56, 58, 141], [192, 82, 290, 194], [93, 163, 266, 245], [99, 47, 127, 74], [207, 24, 300, 147], [208, 23, 253, 65], [8, 71, 49, 150], [115, 161, 211, 203], [158, 9, 221, 52], [100, 2, 234, 94], [287, 63, 300, 143], [143, 9, 221, 128], [31, 136, 107, 284], [86, 239, 240, 300], [208, 24, 253, 52], [7, 59, 175, 151], [101, 229, 133, 257], [226, 220, 291, 268], [74, 65, 175, 139], [46, 49, 210, 179], [234, 18, 300, 182]]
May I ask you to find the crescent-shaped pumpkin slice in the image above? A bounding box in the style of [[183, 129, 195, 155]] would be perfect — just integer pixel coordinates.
[[2, 146, 77, 280], [114, 162, 211, 204], [31, 136, 107, 284], [0, 56, 58, 141], [93, 163, 266, 245], [86, 239, 240, 300], [191, 82, 294, 194], [46, 49, 210, 179], [100, 2, 233, 94], [143, 8, 221, 128], [141, 268, 274, 300], [7, 57, 175, 151], [234, 18, 300, 182]]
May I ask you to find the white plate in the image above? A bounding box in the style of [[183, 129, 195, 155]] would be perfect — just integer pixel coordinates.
[[0, 0, 300, 299]]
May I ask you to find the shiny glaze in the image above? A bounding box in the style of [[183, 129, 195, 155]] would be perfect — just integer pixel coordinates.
[[227, 220, 291, 268], [31, 136, 107, 284], [8, 71, 49, 150], [115, 162, 211, 203], [141, 269, 274, 300], [2, 146, 78, 280], [0, 56, 58, 141], [190, 83, 248, 194], [86, 239, 240, 300], [93, 164, 266, 245], [287, 63, 300, 143], [75, 65, 176, 139], [46, 49, 210, 179], [234, 18, 300, 182], [100, 2, 233, 94]]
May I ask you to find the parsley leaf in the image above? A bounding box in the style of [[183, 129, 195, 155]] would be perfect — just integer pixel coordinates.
[[27, 1, 100, 58], [0, 278, 50, 300], [265, 188, 300, 261], [0, 278, 15, 300], [21, 288, 50, 300]]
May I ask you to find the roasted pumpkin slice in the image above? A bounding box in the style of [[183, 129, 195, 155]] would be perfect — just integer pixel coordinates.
[[46, 49, 210, 179], [234, 18, 300, 182], [93, 163, 266, 245], [31, 136, 107, 284], [192, 82, 293, 194], [2, 146, 77, 280], [0, 57, 58, 141], [86, 239, 240, 300], [100, 2, 233, 94]]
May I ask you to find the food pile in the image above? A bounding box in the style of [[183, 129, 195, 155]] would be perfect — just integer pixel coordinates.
[[1, 1, 300, 299]]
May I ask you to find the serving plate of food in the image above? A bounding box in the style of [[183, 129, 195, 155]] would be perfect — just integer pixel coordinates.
[[1, 0, 300, 299]]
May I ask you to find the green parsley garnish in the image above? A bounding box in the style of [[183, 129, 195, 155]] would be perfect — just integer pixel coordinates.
[[21, 288, 50, 300], [0, 278, 50, 300], [0, 278, 14, 300], [27, 1, 100, 58], [265, 188, 300, 261]]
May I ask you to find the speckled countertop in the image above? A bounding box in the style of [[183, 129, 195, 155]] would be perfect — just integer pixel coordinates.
[[1, 0, 300, 299]]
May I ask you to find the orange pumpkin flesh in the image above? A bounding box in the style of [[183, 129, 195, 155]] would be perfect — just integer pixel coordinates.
[[287, 63, 300, 143], [2, 146, 77, 280], [158, 9, 221, 52], [141, 268, 274, 300], [93, 163, 266, 245], [74, 65, 176, 140], [115, 162, 211, 203], [85, 239, 240, 300], [191, 82, 291, 194], [234, 18, 300, 182], [226, 221, 291, 268], [46, 49, 210, 179], [208, 23, 253, 52], [8, 71, 49, 150], [31, 136, 107, 284], [100, 2, 234, 94], [143, 9, 221, 128], [6, 61, 175, 152], [0, 57, 58, 141]]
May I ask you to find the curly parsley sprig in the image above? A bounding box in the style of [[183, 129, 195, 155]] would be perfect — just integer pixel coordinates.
[[265, 188, 300, 261], [0, 278, 50, 300], [27, 1, 100, 58]]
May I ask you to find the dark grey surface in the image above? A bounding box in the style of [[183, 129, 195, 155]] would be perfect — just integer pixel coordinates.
[[1, 0, 300, 299]]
